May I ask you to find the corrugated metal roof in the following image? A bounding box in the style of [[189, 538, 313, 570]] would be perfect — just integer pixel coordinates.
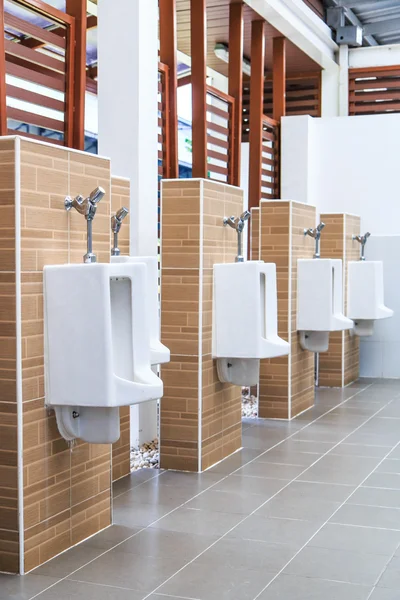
[[324, 0, 400, 46]]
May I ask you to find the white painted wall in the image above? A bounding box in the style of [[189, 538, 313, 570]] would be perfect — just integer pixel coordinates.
[[282, 113, 400, 377], [282, 113, 400, 235], [360, 236, 400, 379]]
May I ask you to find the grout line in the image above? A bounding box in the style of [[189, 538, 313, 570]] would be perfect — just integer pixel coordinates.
[[15, 136, 24, 576], [197, 179, 204, 473], [28, 382, 375, 599]]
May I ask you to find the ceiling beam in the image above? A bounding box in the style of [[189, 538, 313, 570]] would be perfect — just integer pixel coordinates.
[[332, 0, 398, 7], [364, 17, 400, 36]]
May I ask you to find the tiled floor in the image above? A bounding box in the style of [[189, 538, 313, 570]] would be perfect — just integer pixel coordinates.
[[3, 379, 400, 600]]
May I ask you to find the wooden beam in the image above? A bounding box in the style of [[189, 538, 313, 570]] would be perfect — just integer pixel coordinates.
[[0, 0, 7, 135], [190, 0, 207, 179], [228, 1, 243, 187], [66, 0, 86, 149], [20, 15, 96, 50], [248, 20, 265, 211], [64, 15, 75, 148], [273, 37, 286, 122], [160, 0, 178, 179]]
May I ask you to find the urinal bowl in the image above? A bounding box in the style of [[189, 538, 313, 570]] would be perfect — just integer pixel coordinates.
[[299, 331, 330, 353], [54, 406, 120, 444], [217, 358, 260, 386]]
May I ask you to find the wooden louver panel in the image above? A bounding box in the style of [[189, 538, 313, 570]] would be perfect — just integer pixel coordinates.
[[261, 116, 279, 200], [3, 0, 75, 146], [206, 84, 235, 185], [242, 72, 321, 140], [349, 67, 400, 116]]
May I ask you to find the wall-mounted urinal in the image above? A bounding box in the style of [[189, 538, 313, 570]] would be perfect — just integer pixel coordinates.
[[44, 262, 163, 444], [347, 233, 393, 336], [110, 207, 170, 365], [213, 261, 290, 386], [297, 258, 353, 353]]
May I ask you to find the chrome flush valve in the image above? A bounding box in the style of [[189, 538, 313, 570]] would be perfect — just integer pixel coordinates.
[[111, 207, 129, 256]]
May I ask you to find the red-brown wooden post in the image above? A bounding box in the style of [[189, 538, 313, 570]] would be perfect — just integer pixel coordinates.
[[0, 0, 7, 135], [248, 20, 265, 210], [66, 0, 86, 149], [228, 1, 243, 187], [190, 0, 207, 179], [160, 0, 179, 179], [273, 37, 286, 122]]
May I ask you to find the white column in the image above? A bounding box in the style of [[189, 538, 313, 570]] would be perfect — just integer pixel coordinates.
[[98, 0, 159, 257], [338, 45, 349, 117], [98, 0, 159, 448], [281, 115, 316, 207], [321, 64, 340, 117]]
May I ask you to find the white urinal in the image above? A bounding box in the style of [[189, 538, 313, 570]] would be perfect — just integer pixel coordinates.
[[111, 255, 170, 365], [44, 262, 163, 444], [213, 261, 289, 386], [347, 261, 393, 336], [297, 259, 353, 353]]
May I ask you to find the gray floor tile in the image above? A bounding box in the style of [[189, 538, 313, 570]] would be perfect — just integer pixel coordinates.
[[213, 474, 286, 496], [332, 504, 400, 530], [114, 482, 196, 507], [81, 525, 141, 550], [255, 494, 341, 522], [388, 446, 400, 459], [32, 546, 104, 578], [148, 596, 200, 600], [363, 472, 400, 490], [377, 459, 400, 474], [157, 560, 276, 600], [256, 573, 372, 600], [153, 471, 225, 491], [253, 449, 320, 467], [227, 514, 319, 547], [284, 545, 389, 585], [297, 455, 380, 485], [33, 579, 145, 600], [348, 486, 400, 509], [150, 507, 243, 536], [206, 448, 260, 474], [113, 470, 162, 497], [69, 551, 185, 593], [280, 480, 355, 502], [369, 588, 400, 599], [195, 537, 297, 571], [112, 502, 173, 528], [277, 439, 336, 454], [115, 529, 217, 560], [237, 461, 306, 480], [0, 574, 59, 600], [378, 556, 400, 589], [308, 523, 400, 555], [184, 488, 265, 515]]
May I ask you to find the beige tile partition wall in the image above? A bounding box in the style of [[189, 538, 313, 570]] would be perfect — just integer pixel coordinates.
[[0, 136, 130, 574], [256, 200, 316, 419], [319, 213, 361, 387], [160, 179, 242, 472], [110, 177, 131, 482]]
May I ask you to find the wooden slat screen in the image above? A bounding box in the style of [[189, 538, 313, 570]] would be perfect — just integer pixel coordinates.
[[243, 72, 321, 140], [4, 0, 75, 146], [261, 115, 279, 200], [158, 62, 170, 183], [206, 84, 235, 185], [349, 67, 400, 116]]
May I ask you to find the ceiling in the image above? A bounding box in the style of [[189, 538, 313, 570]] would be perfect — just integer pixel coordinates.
[[176, 0, 322, 77], [324, 0, 400, 46]]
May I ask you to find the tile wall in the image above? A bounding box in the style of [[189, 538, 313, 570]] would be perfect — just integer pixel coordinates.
[[160, 179, 242, 472], [255, 200, 315, 419], [319, 214, 360, 387], [0, 137, 134, 574], [0, 139, 18, 573]]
